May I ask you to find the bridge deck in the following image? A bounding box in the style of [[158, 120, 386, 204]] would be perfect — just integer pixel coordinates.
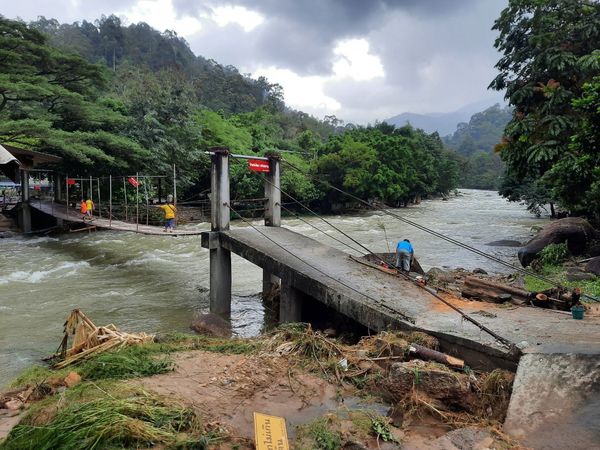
[[31, 200, 203, 236], [207, 226, 600, 369]]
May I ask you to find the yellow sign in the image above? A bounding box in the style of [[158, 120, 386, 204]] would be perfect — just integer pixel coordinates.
[[253, 412, 289, 450]]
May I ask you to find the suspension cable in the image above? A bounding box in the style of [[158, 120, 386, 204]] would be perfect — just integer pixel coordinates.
[[281, 159, 591, 301], [230, 157, 515, 349], [227, 203, 416, 324]]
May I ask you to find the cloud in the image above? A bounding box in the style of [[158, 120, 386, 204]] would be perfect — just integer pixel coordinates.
[[2, 0, 509, 123]]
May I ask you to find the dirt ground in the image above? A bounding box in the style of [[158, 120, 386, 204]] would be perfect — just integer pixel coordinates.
[[140, 351, 515, 449]]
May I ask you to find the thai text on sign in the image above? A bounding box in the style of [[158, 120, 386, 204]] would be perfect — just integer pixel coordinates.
[[253, 412, 289, 450], [128, 177, 140, 187], [248, 159, 270, 173]]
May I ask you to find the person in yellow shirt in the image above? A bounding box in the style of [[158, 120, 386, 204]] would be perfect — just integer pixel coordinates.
[[156, 194, 176, 232], [85, 198, 94, 221]]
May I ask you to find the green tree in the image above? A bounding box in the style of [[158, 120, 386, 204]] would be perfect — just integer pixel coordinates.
[[0, 16, 147, 173], [490, 0, 600, 212]]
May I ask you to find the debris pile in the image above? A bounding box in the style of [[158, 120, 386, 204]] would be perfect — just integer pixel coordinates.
[[50, 309, 154, 369]]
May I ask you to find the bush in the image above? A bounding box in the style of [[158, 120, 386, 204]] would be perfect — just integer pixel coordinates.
[[537, 243, 570, 266]]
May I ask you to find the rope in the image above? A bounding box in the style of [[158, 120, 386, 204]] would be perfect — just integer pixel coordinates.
[[282, 159, 591, 301]]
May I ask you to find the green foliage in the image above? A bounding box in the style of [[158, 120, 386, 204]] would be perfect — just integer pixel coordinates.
[[490, 0, 600, 218], [537, 243, 570, 266], [0, 17, 148, 171], [370, 416, 398, 443], [296, 417, 342, 450]]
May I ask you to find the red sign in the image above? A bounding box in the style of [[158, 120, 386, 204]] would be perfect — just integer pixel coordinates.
[[33, 185, 41, 190], [67, 178, 76, 185], [127, 177, 140, 187], [248, 159, 270, 173]]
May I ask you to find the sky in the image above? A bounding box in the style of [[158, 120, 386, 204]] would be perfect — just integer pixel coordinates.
[[3, 0, 508, 124]]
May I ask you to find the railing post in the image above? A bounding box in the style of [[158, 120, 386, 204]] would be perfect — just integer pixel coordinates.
[[18, 169, 31, 232], [209, 148, 231, 315], [263, 155, 281, 300]]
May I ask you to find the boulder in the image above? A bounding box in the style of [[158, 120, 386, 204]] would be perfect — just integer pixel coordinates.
[[565, 269, 597, 282], [585, 257, 600, 276], [518, 218, 600, 267], [427, 267, 455, 283], [190, 313, 231, 338]]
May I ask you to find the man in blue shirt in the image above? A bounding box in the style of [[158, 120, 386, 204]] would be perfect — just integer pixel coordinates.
[[396, 239, 414, 272]]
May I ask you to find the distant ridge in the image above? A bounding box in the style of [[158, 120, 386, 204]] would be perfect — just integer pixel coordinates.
[[385, 98, 505, 136]]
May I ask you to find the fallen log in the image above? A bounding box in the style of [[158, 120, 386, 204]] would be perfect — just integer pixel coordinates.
[[461, 287, 511, 304], [464, 276, 531, 299], [408, 343, 464, 369]]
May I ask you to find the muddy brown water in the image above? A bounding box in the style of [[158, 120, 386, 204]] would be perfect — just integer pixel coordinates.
[[0, 189, 546, 386]]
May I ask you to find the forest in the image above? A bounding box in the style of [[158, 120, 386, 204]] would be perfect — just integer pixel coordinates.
[[0, 14, 461, 212]]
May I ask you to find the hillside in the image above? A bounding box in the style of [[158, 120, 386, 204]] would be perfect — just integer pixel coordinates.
[[29, 15, 283, 115], [385, 99, 503, 136], [443, 104, 512, 190]]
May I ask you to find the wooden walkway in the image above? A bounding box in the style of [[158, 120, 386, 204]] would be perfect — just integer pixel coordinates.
[[31, 200, 204, 236]]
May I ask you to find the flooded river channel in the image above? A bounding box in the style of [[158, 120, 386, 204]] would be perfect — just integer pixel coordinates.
[[0, 189, 546, 385]]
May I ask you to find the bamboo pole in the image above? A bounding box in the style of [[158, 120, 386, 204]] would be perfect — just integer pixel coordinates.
[[66, 174, 69, 219], [173, 164, 177, 205], [97, 177, 101, 219], [144, 176, 149, 225], [109, 175, 112, 228], [123, 177, 128, 222], [136, 172, 139, 232]]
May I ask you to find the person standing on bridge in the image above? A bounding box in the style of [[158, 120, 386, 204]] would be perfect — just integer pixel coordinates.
[[80, 199, 88, 221], [395, 239, 414, 272], [156, 194, 177, 232], [85, 197, 95, 221]]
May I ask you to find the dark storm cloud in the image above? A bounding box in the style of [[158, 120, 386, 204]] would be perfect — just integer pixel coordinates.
[[176, 0, 484, 76]]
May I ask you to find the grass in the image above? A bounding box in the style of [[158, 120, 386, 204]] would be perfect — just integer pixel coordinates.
[[295, 416, 342, 450], [0, 383, 213, 450], [524, 263, 600, 298]]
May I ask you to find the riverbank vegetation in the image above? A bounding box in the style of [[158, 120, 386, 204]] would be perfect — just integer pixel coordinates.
[[491, 0, 600, 223], [1, 324, 518, 449]]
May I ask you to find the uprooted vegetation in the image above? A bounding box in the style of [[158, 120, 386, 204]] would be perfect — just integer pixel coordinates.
[[1, 324, 518, 449]]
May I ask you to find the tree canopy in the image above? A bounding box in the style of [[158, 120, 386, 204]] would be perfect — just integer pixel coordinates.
[[490, 0, 600, 219]]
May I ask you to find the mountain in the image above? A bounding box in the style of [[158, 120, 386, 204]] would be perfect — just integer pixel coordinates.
[[385, 98, 505, 136], [443, 104, 513, 190]]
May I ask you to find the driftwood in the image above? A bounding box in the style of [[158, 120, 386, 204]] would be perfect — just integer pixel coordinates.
[[50, 309, 154, 369], [461, 276, 531, 305], [408, 343, 464, 369]]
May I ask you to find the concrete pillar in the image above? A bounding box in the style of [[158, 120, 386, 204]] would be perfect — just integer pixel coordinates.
[[209, 148, 232, 315], [280, 277, 302, 323], [18, 169, 31, 232], [263, 156, 281, 298]]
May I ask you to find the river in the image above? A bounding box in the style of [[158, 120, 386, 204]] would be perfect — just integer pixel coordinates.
[[0, 189, 545, 386]]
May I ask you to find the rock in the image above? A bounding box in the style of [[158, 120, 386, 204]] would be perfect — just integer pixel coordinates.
[[518, 217, 600, 267], [472, 268, 488, 274], [485, 239, 522, 247], [4, 399, 23, 411], [63, 371, 81, 388], [0, 409, 19, 418], [565, 269, 597, 282], [190, 313, 231, 338], [383, 361, 477, 410], [585, 257, 600, 276], [427, 267, 455, 283]]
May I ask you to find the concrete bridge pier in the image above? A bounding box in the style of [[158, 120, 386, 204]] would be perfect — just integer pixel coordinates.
[[17, 169, 31, 232], [280, 277, 302, 322], [262, 156, 281, 300], [209, 148, 232, 316]]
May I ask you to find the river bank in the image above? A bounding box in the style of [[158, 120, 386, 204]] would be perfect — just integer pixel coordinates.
[[0, 322, 521, 449]]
